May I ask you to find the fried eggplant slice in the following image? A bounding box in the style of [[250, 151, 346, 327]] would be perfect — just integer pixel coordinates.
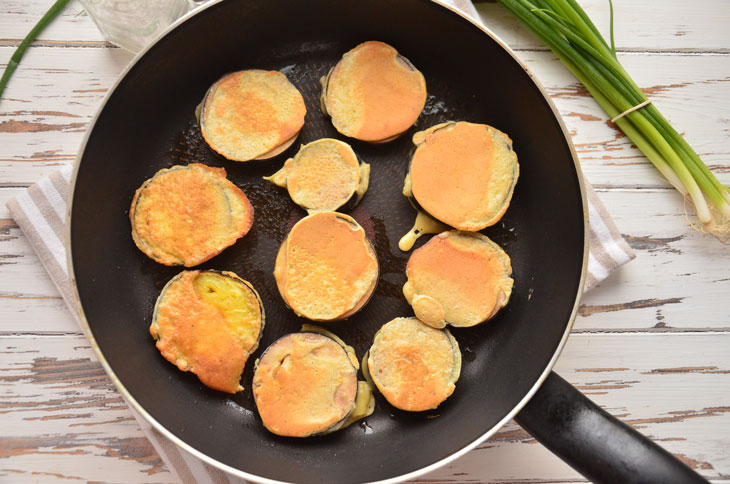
[[253, 327, 374, 437], [150, 270, 265, 394], [264, 138, 370, 213], [405, 121, 519, 231], [274, 212, 378, 321], [364, 317, 461, 412], [403, 230, 513, 328], [130, 163, 253, 267], [321, 41, 427, 142], [200, 69, 306, 162]]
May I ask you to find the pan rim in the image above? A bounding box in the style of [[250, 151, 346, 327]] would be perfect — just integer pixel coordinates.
[[66, 0, 590, 482]]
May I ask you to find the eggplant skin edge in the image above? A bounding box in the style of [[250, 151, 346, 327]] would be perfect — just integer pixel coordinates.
[[403, 230, 514, 329], [364, 317, 462, 412], [252, 327, 373, 438], [406, 121, 519, 232], [321, 41, 427, 143], [272, 212, 379, 322], [199, 69, 306, 162], [150, 270, 265, 394], [130, 164, 253, 267], [263, 138, 371, 214]]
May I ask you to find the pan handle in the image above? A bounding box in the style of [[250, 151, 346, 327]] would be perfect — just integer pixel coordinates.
[[514, 371, 709, 484]]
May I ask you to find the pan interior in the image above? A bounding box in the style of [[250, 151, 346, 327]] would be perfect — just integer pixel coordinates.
[[71, 0, 585, 482]]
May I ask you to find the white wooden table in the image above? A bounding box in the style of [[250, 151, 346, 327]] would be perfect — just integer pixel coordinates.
[[1, 1, 729, 482]]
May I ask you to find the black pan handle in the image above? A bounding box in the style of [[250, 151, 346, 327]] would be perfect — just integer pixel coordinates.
[[515, 371, 708, 484]]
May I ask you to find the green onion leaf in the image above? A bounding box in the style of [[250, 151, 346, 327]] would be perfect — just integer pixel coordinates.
[[0, 0, 71, 103], [498, 0, 730, 239]]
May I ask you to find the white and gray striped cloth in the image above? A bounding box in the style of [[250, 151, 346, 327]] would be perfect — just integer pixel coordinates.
[[5, 2, 634, 483]]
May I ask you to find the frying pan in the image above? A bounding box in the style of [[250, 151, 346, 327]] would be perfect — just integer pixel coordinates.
[[68, 0, 707, 482]]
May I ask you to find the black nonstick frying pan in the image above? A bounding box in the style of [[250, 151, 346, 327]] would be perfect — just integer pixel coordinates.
[[68, 0, 707, 482]]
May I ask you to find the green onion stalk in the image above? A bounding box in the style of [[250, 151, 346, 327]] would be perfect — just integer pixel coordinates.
[[498, 0, 730, 240], [0, 0, 71, 103]]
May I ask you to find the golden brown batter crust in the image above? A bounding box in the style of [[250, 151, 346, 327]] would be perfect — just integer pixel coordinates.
[[150, 270, 263, 394], [130, 163, 253, 267], [403, 231, 513, 328], [273, 212, 378, 321], [253, 332, 358, 437], [201, 70, 306, 161], [324, 41, 427, 142], [286, 139, 361, 212], [367, 317, 460, 412], [409, 121, 519, 231]]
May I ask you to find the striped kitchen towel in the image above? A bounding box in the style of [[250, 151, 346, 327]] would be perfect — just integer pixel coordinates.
[[5, 3, 634, 484]]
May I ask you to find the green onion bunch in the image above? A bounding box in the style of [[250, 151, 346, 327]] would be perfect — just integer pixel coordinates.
[[498, 0, 730, 239]]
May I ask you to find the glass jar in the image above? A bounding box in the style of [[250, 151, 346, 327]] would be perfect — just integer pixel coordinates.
[[79, 0, 192, 53]]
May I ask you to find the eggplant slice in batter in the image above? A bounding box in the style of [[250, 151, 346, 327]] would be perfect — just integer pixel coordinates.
[[403, 121, 519, 232], [321, 41, 427, 143], [253, 326, 374, 437], [199, 69, 306, 162], [130, 163, 253, 267], [364, 317, 461, 412], [274, 212, 378, 321], [264, 138, 370, 213], [151, 270, 265, 394], [403, 230, 513, 328]]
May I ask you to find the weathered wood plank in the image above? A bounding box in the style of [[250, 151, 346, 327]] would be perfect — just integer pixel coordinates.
[[0, 45, 133, 184], [1, 333, 727, 483], [0, 0, 104, 45], [0, 186, 25, 220], [474, 0, 730, 53], [0, 225, 65, 300], [575, 188, 730, 332], [0, 297, 79, 334], [575, 190, 730, 331], [0, 336, 175, 483], [519, 51, 730, 190], [1, 47, 727, 188], [2, 0, 730, 52]]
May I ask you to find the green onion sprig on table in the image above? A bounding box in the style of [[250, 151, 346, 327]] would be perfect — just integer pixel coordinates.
[[498, 0, 730, 240], [0, 0, 70, 103]]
